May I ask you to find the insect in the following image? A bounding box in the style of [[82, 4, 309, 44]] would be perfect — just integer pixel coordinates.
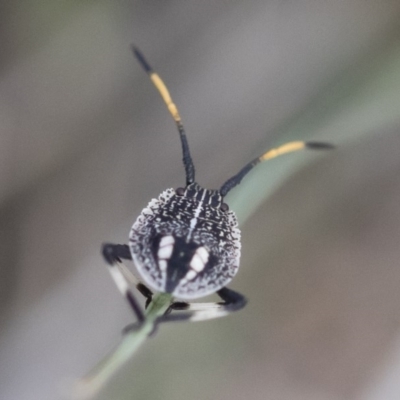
[[102, 46, 333, 327]]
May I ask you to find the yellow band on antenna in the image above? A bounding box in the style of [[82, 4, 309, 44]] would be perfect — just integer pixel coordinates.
[[150, 73, 181, 122], [260, 141, 306, 161]]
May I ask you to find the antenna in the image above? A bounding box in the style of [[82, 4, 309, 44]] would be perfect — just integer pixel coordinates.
[[219, 141, 334, 197], [132, 46, 196, 185]]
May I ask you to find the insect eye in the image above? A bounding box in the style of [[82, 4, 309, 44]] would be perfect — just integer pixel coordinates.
[[175, 187, 185, 196], [221, 202, 229, 212]]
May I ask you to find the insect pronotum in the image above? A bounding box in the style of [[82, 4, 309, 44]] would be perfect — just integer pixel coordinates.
[[102, 46, 333, 327]]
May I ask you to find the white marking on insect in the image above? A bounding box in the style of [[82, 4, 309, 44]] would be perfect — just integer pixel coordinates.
[[196, 246, 209, 264], [187, 190, 207, 238], [190, 246, 210, 273], [190, 254, 205, 272], [185, 270, 197, 281], [159, 235, 175, 247], [158, 245, 173, 259], [108, 266, 129, 295], [159, 260, 167, 271], [190, 309, 229, 322]]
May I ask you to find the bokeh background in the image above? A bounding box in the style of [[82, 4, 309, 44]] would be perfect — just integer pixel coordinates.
[[1, 1, 400, 399]]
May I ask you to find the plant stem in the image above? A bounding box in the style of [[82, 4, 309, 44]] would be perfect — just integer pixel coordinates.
[[74, 293, 173, 400]]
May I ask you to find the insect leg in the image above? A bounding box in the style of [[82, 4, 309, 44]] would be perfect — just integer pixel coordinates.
[[102, 243, 153, 321], [102, 243, 153, 305], [156, 287, 247, 324], [102, 243, 131, 264]]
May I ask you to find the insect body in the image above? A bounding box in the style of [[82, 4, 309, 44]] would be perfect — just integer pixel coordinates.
[[130, 184, 240, 300], [102, 47, 333, 326]]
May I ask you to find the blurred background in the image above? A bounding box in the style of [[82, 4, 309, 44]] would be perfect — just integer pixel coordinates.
[[1, 1, 400, 399]]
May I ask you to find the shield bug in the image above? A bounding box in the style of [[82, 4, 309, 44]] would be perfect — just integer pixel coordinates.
[[102, 47, 333, 326]]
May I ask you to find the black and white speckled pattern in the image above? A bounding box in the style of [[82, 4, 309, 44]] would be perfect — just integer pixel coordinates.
[[129, 184, 241, 299]]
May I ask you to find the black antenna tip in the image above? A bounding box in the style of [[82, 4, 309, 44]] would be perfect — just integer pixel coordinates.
[[305, 141, 335, 150], [131, 44, 153, 74]]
